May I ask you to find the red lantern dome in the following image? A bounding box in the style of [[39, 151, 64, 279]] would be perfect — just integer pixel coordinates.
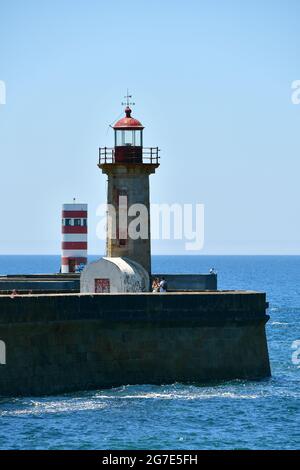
[[113, 107, 144, 130], [98, 96, 160, 168]]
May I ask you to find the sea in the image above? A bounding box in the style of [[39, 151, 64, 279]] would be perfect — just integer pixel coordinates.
[[0, 255, 299, 450]]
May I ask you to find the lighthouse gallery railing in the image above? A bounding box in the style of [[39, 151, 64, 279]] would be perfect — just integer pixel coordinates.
[[99, 147, 160, 165]]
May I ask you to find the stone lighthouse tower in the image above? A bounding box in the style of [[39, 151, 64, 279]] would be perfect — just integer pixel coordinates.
[[98, 98, 160, 275], [80, 95, 160, 294]]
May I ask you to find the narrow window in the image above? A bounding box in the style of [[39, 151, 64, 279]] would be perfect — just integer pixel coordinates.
[[118, 189, 128, 246]]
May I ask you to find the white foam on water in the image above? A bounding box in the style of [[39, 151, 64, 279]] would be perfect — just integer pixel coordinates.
[[94, 389, 260, 401], [0, 387, 262, 417], [0, 399, 108, 416]]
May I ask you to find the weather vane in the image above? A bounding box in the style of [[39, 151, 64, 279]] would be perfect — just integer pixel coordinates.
[[122, 89, 135, 107]]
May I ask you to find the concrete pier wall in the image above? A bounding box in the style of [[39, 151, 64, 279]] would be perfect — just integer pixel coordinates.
[[0, 274, 80, 294], [0, 273, 216, 294], [153, 274, 217, 291], [0, 291, 270, 397]]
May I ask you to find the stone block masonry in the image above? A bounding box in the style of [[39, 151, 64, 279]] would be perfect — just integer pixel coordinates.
[[0, 291, 270, 396]]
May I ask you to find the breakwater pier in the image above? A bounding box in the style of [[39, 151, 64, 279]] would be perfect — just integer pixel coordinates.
[[0, 290, 270, 396]]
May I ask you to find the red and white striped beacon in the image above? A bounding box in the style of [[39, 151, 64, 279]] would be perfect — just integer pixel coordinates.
[[61, 203, 88, 273]]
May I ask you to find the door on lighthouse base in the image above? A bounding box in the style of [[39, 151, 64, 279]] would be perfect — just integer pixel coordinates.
[[68, 258, 76, 273], [95, 278, 110, 293]]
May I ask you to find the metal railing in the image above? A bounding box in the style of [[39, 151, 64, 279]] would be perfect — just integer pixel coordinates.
[[99, 147, 160, 165]]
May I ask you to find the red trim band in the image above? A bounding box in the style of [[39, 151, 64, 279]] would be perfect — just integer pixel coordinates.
[[62, 226, 87, 234], [62, 211, 87, 218], [61, 257, 87, 265], [62, 242, 87, 250]]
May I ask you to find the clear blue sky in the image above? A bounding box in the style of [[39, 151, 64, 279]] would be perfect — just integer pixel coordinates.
[[0, 0, 299, 255]]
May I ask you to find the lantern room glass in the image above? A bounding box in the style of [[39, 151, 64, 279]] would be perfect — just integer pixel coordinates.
[[115, 130, 143, 147]]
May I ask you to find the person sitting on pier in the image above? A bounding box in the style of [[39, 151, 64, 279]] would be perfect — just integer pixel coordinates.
[[152, 278, 160, 293], [10, 289, 17, 299], [159, 277, 168, 293]]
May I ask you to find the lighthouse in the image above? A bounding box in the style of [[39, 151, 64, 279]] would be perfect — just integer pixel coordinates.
[[61, 203, 88, 273], [98, 98, 160, 275], [80, 95, 160, 293]]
